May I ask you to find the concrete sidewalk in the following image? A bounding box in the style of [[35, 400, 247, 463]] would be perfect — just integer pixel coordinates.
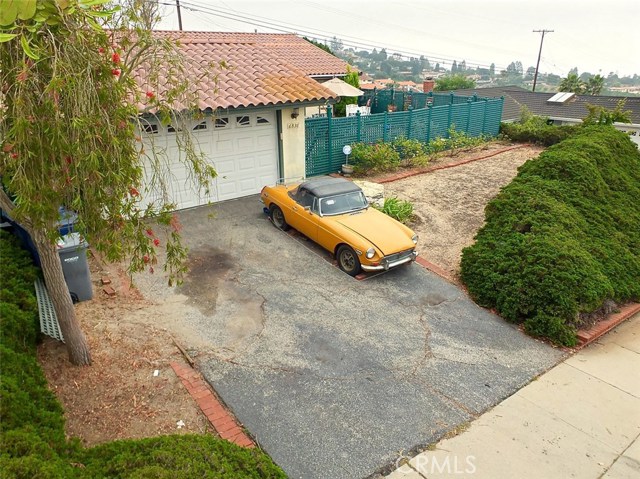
[[386, 313, 640, 479]]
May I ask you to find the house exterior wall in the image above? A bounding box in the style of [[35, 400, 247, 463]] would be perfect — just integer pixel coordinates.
[[281, 106, 306, 182]]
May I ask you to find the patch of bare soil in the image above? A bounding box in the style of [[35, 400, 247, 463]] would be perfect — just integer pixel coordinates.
[[37, 256, 213, 447], [383, 142, 545, 278]]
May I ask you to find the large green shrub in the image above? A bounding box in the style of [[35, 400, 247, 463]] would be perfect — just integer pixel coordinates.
[[0, 232, 39, 353], [500, 117, 579, 146], [460, 126, 640, 345], [77, 435, 286, 478], [351, 141, 401, 173], [0, 231, 285, 478], [500, 108, 579, 146], [391, 136, 425, 159]]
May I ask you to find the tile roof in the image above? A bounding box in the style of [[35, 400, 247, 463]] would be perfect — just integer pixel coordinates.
[[454, 86, 640, 124], [133, 31, 351, 111]]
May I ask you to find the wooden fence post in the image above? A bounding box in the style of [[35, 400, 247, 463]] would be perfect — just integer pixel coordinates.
[[356, 111, 362, 142], [426, 105, 432, 143], [407, 106, 413, 139], [466, 97, 472, 133]]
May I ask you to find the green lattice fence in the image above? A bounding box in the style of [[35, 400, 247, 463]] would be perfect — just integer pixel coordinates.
[[305, 93, 504, 177]]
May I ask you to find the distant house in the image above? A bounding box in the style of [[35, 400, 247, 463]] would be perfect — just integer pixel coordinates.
[[396, 80, 420, 92], [135, 32, 353, 209], [453, 86, 640, 146]]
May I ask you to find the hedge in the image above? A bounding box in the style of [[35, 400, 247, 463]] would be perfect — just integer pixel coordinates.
[[0, 231, 286, 478], [460, 126, 640, 345]]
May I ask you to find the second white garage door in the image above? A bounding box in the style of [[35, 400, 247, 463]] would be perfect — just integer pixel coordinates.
[[142, 109, 279, 210]]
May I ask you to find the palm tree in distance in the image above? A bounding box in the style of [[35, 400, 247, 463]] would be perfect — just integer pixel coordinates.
[[585, 74, 605, 95], [559, 73, 585, 93]]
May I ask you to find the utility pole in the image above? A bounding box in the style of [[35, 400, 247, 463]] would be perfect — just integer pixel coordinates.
[[176, 0, 183, 31], [532, 29, 553, 92]]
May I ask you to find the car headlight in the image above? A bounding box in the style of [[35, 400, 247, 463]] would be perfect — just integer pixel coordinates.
[[366, 247, 375, 259], [412, 234, 418, 244]]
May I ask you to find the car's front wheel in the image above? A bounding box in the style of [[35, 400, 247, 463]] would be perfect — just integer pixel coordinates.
[[336, 245, 361, 276], [269, 205, 290, 231]]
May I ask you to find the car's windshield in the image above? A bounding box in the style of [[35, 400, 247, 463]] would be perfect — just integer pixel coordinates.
[[319, 191, 368, 216]]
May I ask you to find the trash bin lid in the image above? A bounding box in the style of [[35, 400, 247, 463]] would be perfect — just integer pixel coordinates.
[[56, 207, 78, 228], [57, 232, 87, 251]]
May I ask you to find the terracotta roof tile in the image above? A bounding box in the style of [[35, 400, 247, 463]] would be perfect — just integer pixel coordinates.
[[133, 31, 349, 111]]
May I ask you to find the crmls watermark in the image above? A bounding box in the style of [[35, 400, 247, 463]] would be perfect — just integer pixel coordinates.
[[395, 453, 477, 475]]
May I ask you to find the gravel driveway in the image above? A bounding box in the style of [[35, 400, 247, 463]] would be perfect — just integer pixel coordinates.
[[133, 195, 563, 479]]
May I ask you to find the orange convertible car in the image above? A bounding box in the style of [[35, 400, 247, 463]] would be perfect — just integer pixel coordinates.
[[260, 177, 418, 276]]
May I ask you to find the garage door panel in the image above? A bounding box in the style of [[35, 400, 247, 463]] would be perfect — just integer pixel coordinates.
[[256, 133, 276, 148], [257, 152, 276, 168], [236, 136, 255, 151], [239, 178, 257, 192], [238, 157, 257, 171], [213, 138, 234, 154], [216, 158, 235, 175]]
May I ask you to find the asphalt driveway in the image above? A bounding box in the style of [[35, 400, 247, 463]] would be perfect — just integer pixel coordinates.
[[134, 196, 564, 479]]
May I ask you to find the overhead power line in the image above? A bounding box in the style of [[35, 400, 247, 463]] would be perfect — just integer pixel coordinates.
[[154, 0, 511, 72]]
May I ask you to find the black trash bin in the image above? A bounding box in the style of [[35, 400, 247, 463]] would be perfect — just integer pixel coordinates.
[[57, 233, 93, 302]]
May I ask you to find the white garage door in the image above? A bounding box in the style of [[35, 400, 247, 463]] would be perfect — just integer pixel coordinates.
[[140, 110, 278, 210]]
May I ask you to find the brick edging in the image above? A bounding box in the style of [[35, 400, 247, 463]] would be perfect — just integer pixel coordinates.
[[170, 361, 255, 448], [576, 302, 640, 348], [412, 255, 639, 349], [415, 256, 457, 284], [376, 144, 532, 184]]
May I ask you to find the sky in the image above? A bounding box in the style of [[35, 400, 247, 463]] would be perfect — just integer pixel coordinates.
[[157, 0, 640, 77]]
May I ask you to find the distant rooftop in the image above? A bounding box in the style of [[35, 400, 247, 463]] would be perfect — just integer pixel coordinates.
[[453, 86, 640, 124]]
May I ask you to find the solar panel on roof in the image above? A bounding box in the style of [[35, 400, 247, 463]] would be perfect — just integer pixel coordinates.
[[547, 92, 576, 104]]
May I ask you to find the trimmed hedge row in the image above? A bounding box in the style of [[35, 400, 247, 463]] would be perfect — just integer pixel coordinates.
[[460, 126, 640, 345], [0, 231, 286, 478]]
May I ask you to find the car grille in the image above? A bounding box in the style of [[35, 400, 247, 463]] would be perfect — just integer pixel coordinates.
[[385, 249, 415, 264]]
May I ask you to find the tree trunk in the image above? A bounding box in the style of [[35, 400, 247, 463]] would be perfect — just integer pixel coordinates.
[[31, 229, 92, 366]]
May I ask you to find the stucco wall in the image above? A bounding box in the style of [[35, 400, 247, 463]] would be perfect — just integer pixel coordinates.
[[281, 107, 306, 182]]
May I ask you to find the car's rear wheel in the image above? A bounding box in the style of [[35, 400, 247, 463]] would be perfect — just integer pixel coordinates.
[[269, 205, 290, 231], [337, 245, 361, 276]]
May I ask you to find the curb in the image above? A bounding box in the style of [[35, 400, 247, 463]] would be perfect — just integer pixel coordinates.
[[376, 144, 532, 184], [576, 302, 640, 348], [170, 361, 255, 448]]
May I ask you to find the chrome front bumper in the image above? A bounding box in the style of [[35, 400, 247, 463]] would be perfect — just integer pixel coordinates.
[[361, 250, 418, 272]]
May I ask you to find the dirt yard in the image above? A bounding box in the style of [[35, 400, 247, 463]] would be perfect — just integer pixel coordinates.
[[37, 258, 213, 447], [37, 141, 543, 447], [383, 142, 545, 278]]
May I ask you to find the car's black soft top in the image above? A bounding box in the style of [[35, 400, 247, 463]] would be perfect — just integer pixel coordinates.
[[299, 177, 362, 198]]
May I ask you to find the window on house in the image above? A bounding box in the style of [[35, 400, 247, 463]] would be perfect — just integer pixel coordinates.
[[214, 117, 229, 128], [167, 124, 182, 133], [142, 123, 159, 134], [256, 116, 270, 125], [236, 115, 251, 127], [192, 121, 207, 131]]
